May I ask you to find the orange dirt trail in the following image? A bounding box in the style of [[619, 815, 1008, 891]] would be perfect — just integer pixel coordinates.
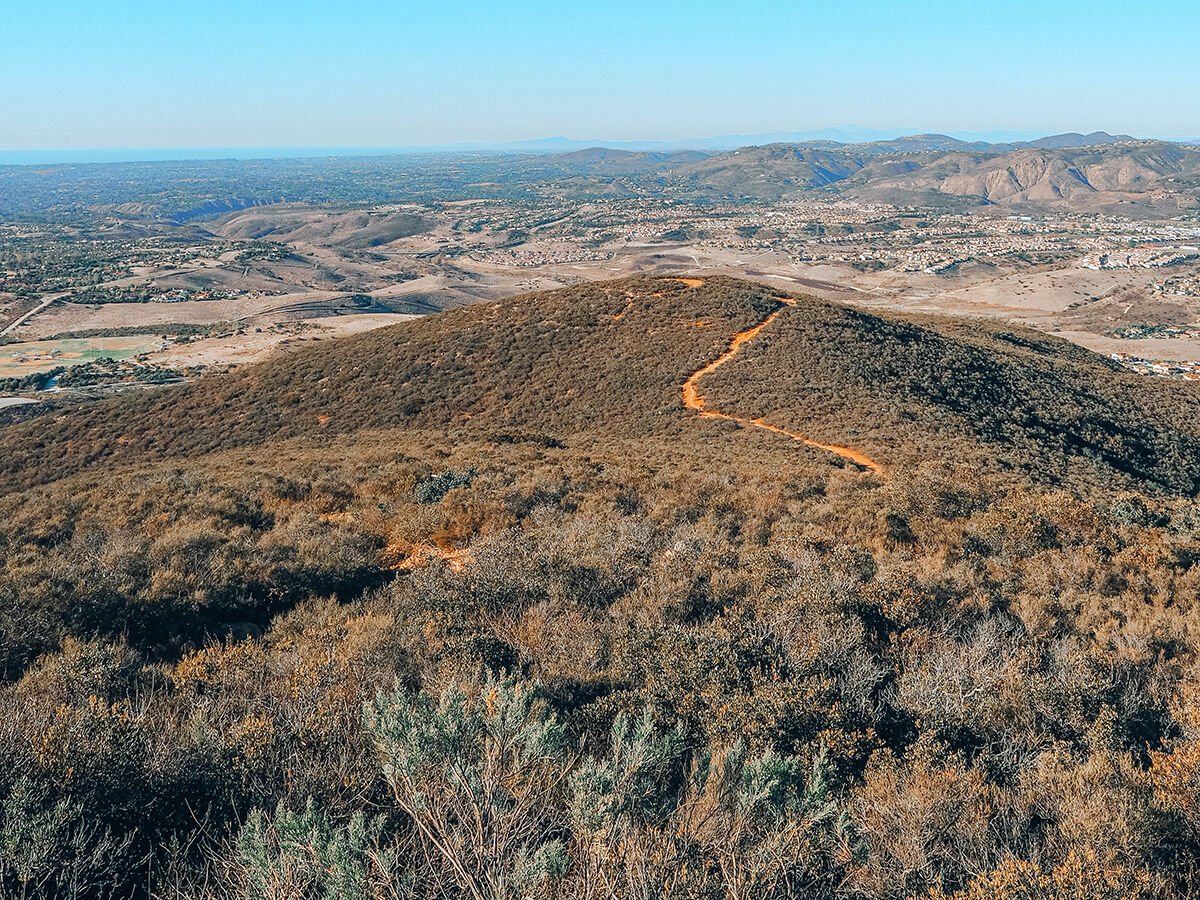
[[387, 543, 471, 573], [680, 284, 883, 475]]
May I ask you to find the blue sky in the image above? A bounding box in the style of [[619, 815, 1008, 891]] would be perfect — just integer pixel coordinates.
[[2, 0, 1197, 152]]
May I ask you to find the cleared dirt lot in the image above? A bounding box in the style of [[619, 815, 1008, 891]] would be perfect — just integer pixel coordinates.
[[146, 313, 417, 369], [18, 295, 321, 339]]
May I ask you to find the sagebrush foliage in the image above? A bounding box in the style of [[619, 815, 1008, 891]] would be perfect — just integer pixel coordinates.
[[1, 276, 1200, 896]]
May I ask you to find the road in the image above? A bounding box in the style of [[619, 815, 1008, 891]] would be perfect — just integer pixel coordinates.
[[0, 291, 71, 338], [0, 256, 230, 339]]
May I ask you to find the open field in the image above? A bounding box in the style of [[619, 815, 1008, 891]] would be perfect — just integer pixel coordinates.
[[145, 312, 417, 369], [0, 335, 165, 378]]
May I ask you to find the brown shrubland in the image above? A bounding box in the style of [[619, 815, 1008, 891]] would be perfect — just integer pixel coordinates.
[[0, 277, 1198, 896]]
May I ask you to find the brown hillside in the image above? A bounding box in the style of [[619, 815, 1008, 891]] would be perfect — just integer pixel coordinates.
[[1, 275, 1199, 494]]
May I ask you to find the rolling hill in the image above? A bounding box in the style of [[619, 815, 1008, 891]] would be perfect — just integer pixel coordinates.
[[538, 147, 709, 175], [213, 206, 432, 246], [2, 274, 1199, 495], [668, 146, 871, 198], [843, 141, 1200, 208]]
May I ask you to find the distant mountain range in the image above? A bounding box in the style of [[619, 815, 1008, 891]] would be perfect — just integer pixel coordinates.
[[498, 129, 1153, 154], [2, 130, 1196, 166], [537, 134, 1200, 215], [4, 132, 1200, 220], [538, 131, 1141, 161], [466, 129, 1200, 156]]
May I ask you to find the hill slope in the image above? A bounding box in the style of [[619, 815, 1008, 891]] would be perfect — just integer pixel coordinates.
[[2, 275, 1199, 494], [6, 275, 1200, 896], [844, 142, 1200, 208], [668, 141, 1200, 211], [669, 146, 870, 198]]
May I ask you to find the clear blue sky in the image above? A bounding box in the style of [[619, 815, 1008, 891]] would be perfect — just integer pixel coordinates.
[[2, 0, 1197, 151]]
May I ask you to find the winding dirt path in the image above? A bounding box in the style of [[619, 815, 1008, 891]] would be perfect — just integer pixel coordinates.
[[678, 280, 883, 475]]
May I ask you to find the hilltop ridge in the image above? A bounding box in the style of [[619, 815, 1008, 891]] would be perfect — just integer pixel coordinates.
[[2, 275, 1199, 495]]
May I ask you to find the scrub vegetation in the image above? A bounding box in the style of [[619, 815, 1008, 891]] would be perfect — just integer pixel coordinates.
[[1, 277, 1200, 897]]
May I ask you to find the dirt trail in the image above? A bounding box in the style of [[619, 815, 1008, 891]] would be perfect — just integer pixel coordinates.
[[0, 291, 69, 337], [386, 543, 470, 573], [611, 291, 637, 321], [680, 281, 883, 475]]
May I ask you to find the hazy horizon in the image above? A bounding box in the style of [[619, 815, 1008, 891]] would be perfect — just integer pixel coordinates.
[[3, 0, 1197, 157], [3, 126, 1199, 168]]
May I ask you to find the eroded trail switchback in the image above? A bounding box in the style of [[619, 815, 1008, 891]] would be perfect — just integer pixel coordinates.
[[679, 283, 883, 475]]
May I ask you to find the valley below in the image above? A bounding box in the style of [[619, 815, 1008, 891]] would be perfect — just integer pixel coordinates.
[[5, 138, 1200, 418]]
